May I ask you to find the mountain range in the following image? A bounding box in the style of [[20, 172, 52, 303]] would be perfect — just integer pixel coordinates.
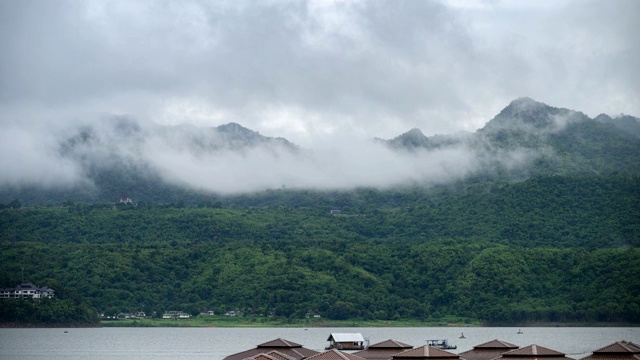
[[1, 97, 639, 205]]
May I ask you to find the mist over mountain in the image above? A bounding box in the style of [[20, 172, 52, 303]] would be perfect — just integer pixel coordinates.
[[1, 98, 639, 204]]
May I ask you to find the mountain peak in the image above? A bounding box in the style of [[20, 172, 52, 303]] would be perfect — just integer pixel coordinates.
[[216, 122, 254, 134], [502, 97, 549, 116], [404, 128, 425, 137], [480, 97, 571, 132]]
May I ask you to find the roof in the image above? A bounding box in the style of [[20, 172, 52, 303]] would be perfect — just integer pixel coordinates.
[[393, 345, 460, 359], [354, 340, 414, 360], [460, 348, 509, 360], [580, 341, 640, 360], [259, 339, 305, 348], [495, 344, 568, 360], [224, 338, 319, 360], [594, 342, 640, 354], [367, 340, 414, 349], [356, 348, 412, 360], [244, 351, 299, 360], [245, 354, 280, 360], [459, 339, 520, 360], [473, 340, 519, 350], [306, 349, 366, 360], [328, 334, 366, 343]]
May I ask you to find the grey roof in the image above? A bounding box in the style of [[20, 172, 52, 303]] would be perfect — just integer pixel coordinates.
[[328, 334, 366, 342]]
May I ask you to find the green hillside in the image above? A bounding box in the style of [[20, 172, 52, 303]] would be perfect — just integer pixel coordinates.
[[2, 175, 639, 324]]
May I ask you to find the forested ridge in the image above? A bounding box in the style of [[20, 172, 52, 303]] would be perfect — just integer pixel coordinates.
[[2, 175, 639, 324]]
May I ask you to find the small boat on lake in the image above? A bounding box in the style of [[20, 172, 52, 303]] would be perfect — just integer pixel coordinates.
[[427, 339, 457, 350]]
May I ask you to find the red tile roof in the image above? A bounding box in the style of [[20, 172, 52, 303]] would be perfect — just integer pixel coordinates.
[[245, 354, 280, 360], [354, 339, 414, 360], [259, 339, 306, 348], [243, 351, 304, 360], [263, 351, 300, 360], [459, 339, 519, 360], [473, 340, 520, 350], [502, 345, 565, 357], [305, 349, 367, 360], [368, 340, 414, 349], [224, 338, 319, 360], [593, 342, 640, 354], [393, 345, 461, 359], [580, 341, 640, 360]]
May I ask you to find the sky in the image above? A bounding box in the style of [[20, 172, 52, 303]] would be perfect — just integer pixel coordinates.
[[0, 0, 638, 194]]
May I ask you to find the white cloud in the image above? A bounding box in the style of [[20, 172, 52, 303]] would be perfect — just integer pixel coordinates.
[[0, 0, 637, 192], [0, 123, 84, 187]]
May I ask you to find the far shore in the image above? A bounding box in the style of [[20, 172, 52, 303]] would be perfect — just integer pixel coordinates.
[[2, 317, 638, 329]]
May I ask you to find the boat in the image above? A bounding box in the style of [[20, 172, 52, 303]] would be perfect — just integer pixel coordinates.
[[427, 339, 457, 350], [517, 329, 523, 334], [459, 333, 466, 339]]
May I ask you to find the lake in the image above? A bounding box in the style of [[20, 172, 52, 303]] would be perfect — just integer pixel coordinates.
[[0, 327, 637, 360]]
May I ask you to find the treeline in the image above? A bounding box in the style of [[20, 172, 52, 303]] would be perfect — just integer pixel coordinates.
[[1, 175, 639, 324]]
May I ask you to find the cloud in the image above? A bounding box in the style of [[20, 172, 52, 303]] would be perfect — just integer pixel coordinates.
[[0, 0, 637, 193], [0, 122, 84, 187], [143, 132, 481, 194]]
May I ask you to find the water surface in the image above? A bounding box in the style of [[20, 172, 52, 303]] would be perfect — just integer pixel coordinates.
[[0, 327, 637, 360]]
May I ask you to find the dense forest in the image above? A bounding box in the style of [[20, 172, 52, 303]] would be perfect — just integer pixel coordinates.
[[2, 99, 639, 325], [2, 175, 639, 324]]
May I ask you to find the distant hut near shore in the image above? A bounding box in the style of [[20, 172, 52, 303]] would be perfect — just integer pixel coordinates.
[[354, 339, 414, 360], [494, 344, 570, 360], [223, 338, 318, 360], [392, 345, 461, 360], [579, 341, 640, 360], [459, 339, 519, 360]]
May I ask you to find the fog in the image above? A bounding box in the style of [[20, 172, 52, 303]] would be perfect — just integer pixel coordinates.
[[1, 0, 637, 194]]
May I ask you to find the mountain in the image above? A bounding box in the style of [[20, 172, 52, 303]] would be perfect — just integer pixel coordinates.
[[1, 98, 639, 205], [379, 97, 640, 179], [385, 128, 465, 150], [0, 119, 301, 205], [594, 113, 640, 138]]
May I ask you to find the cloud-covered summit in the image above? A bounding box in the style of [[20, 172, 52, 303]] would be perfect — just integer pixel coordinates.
[[1, 98, 639, 204]]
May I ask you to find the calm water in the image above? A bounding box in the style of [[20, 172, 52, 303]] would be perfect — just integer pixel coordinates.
[[0, 327, 637, 360]]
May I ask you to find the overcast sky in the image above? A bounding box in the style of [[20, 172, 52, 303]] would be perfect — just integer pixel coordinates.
[[0, 0, 638, 194], [1, 0, 638, 147]]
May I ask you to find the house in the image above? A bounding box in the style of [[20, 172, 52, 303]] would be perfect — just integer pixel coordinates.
[[306, 349, 366, 360], [579, 340, 640, 360], [354, 339, 413, 360], [0, 283, 55, 299], [392, 345, 461, 360], [459, 339, 519, 360], [492, 344, 570, 360], [326, 333, 367, 350], [223, 338, 319, 360], [243, 351, 298, 360], [162, 311, 191, 319], [330, 210, 341, 215], [134, 311, 146, 319]]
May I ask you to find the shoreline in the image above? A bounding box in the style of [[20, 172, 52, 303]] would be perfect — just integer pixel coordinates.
[[2, 318, 638, 329]]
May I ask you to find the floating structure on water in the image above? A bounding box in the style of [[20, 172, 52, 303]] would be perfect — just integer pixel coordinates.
[[426, 339, 457, 350], [326, 333, 368, 350]]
